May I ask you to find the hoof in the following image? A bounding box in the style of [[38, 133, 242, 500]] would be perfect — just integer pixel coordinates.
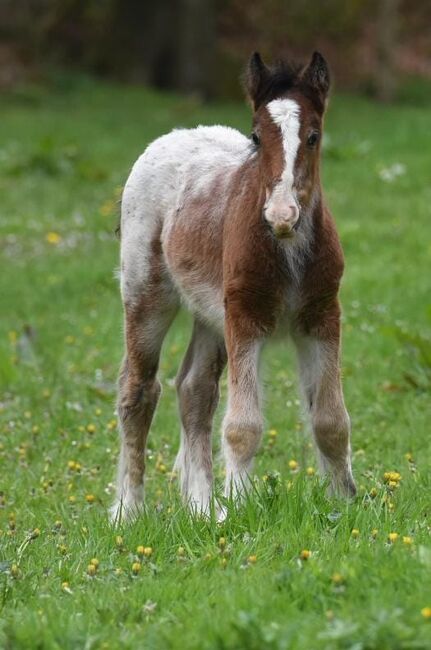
[[216, 504, 227, 523], [109, 499, 142, 525]]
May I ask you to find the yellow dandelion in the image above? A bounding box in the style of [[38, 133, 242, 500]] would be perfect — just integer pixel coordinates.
[[90, 558, 99, 568], [143, 547, 153, 557], [351, 529, 360, 538], [114, 568, 123, 576], [115, 536, 124, 547], [220, 557, 228, 568], [405, 452, 413, 462], [247, 555, 257, 564], [268, 429, 278, 438], [85, 494, 96, 504], [218, 537, 226, 549], [306, 467, 315, 476], [371, 528, 379, 538], [402, 536, 413, 545], [288, 459, 298, 471], [136, 545, 145, 556], [99, 199, 116, 217], [46, 232, 61, 245], [383, 471, 401, 484], [300, 549, 311, 560], [61, 581, 70, 590], [131, 562, 141, 575], [68, 495, 76, 504], [331, 572, 344, 584], [32, 425, 40, 434], [31, 528, 40, 539], [388, 532, 399, 543], [369, 488, 378, 498], [86, 423, 96, 434], [177, 546, 186, 557], [87, 564, 97, 577], [58, 544, 68, 555], [421, 607, 431, 619], [67, 460, 77, 471]]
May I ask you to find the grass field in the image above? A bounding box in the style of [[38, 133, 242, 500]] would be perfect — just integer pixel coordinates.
[[0, 75, 431, 649]]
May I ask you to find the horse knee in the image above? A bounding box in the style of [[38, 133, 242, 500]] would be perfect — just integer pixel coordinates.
[[223, 420, 262, 465], [118, 371, 161, 424], [312, 408, 350, 462]]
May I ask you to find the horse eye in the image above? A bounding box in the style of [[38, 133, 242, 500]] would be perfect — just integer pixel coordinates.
[[251, 132, 260, 146], [307, 132, 319, 148]]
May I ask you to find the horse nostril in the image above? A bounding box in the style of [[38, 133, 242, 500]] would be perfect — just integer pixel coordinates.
[[287, 204, 299, 222]]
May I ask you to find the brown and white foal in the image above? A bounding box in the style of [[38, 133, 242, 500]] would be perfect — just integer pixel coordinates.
[[112, 51, 356, 521]]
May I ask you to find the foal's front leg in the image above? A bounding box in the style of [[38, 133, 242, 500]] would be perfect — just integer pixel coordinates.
[[294, 324, 356, 498], [222, 317, 263, 499]]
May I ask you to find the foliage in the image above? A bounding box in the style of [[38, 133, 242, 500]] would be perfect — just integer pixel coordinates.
[[0, 78, 430, 649], [1, 0, 431, 96]]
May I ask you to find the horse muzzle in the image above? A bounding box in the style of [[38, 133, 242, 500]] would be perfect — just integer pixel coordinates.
[[263, 203, 300, 239]]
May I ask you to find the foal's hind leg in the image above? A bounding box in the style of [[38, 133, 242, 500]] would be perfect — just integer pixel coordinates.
[[111, 291, 178, 522], [174, 320, 226, 513]]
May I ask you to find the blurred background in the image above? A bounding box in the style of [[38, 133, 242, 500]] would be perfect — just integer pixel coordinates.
[[0, 0, 430, 102]]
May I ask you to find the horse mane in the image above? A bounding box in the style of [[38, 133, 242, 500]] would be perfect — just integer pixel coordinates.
[[245, 53, 327, 112], [266, 59, 303, 94]]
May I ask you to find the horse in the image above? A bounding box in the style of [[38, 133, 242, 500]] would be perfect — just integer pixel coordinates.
[[111, 50, 356, 522]]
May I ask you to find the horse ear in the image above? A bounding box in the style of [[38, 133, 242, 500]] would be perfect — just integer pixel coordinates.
[[301, 51, 330, 104], [245, 52, 270, 110]]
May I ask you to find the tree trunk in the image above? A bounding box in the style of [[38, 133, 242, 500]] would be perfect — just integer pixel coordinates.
[[375, 0, 400, 102], [176, 0, 216, 98]]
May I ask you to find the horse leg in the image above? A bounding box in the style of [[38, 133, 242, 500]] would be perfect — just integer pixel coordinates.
[[174, 320, 226, 513], [294, 327, 356, 498], [111, 287, 179, 522], [222, 315, 264, 501]]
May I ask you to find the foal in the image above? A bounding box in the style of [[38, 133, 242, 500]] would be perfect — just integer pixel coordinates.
[[112, 51, 356, 521]]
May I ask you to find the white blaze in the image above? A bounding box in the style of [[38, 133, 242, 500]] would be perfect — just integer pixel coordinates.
[[266, 98, 301, 218]]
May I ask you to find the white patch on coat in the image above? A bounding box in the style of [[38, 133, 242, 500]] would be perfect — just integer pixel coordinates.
[[120, 125, 251, 328], [266, 98, 301, 208], [266, 98, 314, 284]]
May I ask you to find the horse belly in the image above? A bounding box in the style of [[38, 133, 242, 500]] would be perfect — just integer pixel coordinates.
[[162, 196, 226, 333], [179, 277, 225, 333]]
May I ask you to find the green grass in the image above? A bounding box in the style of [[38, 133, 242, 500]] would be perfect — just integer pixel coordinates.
[[1, 76, 431, 649]]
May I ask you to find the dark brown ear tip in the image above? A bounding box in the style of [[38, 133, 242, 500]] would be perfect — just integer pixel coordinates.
[[250, 51, 263, 67], [311, 51, 327, 64]]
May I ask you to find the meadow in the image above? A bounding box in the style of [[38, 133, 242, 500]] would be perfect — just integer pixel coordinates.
[[0, 75, 430, 649]]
